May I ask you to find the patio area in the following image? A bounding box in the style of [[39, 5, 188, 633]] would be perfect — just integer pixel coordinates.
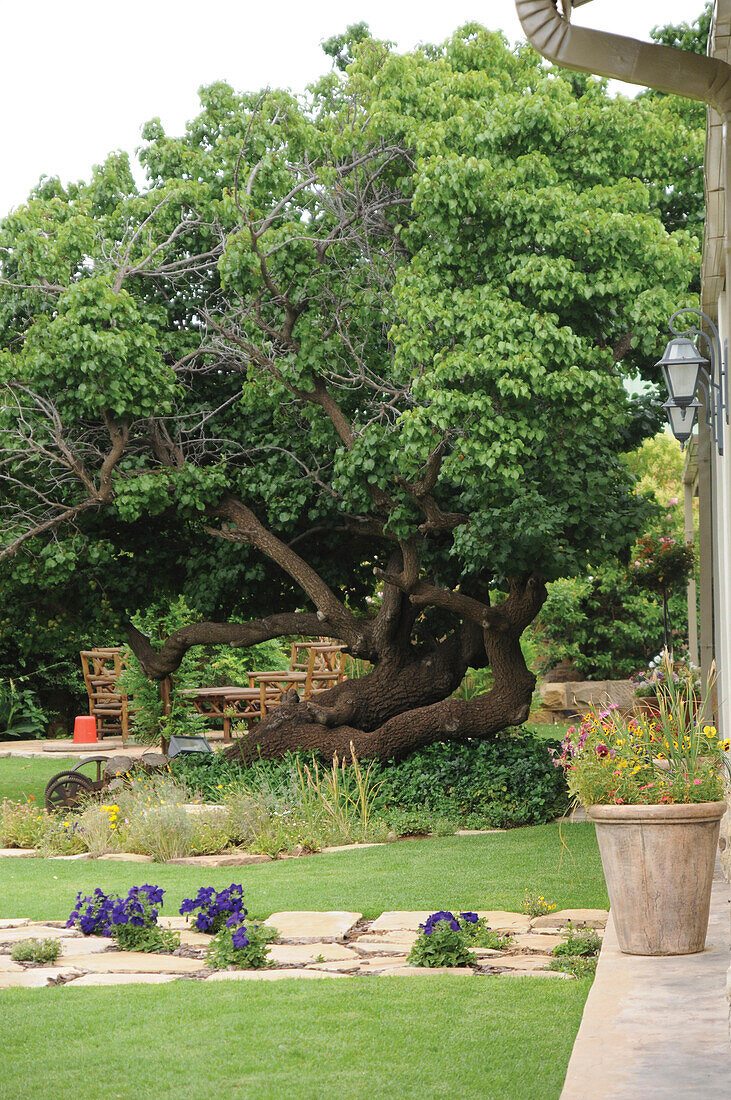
[[561, 864, 731, 1098]]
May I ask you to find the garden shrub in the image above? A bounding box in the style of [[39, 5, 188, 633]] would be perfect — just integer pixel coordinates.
[[372, 731, 568, 828], [552, 925, 602, 959], [385, 809, 456, 838], [173, 730, 567, 830]]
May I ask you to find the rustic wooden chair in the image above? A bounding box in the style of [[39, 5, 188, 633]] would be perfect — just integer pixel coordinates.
[[80, 648, 130, 742]]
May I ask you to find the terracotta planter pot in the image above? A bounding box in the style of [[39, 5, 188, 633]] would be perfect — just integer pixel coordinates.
[[587, 801, 726, 956]]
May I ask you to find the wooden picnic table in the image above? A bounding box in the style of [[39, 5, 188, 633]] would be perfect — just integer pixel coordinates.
[[178, 685, 277, 742]]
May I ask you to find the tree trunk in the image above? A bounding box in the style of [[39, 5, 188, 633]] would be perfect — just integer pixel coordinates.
[[224, 623, 535, 763]]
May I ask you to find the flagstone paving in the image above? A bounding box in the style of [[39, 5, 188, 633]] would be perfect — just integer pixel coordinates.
[[0, 909, 608, 988]]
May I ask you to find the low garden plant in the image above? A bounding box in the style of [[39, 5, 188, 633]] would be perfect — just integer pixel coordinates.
[[407, 911, 478, 968], [179, 883, 247, 933], [549, 955, 598, 978], [10, 937, 61, 964], [521, 890, 557, 918], [66, 884, 179, 952], [552, 924, 602, 959], [110, 885, 180, 953], [458, 915, 513, 951], [205, 919, 276, 970], [0, 797, 47, 848]]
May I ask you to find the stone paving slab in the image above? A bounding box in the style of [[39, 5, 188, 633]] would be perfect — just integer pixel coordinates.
[[268, 943, 357, 966], [98, 853, 153, 863], [319, 842, 385, 854], [0, 919, 29, 929], [356, 956, 410, 972], [167, 854, 272, 867], [0, 967, 82, 988], [351, 940, 412, 956], [0, 849, 36, 858], [60, 951, 204, 973], [368, 911, 439, 932], [478, 911, 532, 934], [456, 829, 506, 835], [0, 925, 79, 943], [207, 968, 346, 981], [531, 909, 608, 931], [356, 930, 419, 946], [263, 911, 362, 943], [378, 966, 476, 977], [488, 954, 555, 972], [70, 973, 178, 987], [560, 872, 730, 1099], [305, 959, 361, 973], [512, 933, 570, 952], [56, 938, 114, 956]]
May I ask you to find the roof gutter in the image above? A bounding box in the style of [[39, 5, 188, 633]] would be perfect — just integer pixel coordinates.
[[515, 0, 731, 120]]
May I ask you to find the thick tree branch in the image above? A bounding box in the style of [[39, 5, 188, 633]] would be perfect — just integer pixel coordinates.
[[126, 612, 326, 680]]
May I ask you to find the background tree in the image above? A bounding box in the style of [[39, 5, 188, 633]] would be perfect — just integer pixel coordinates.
[[0, 24, 699, 758]]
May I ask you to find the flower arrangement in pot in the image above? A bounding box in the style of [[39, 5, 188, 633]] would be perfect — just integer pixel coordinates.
[[630, 651, 701, 717], [554, 657, 729, 956]]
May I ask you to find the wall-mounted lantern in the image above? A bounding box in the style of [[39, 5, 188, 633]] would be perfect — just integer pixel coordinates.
[[657, 308, 728, 454]]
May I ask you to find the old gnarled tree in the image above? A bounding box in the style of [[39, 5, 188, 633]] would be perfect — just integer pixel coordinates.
[[0, 25, 698, 759]]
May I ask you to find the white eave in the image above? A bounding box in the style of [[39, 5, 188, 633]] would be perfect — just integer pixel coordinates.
[[702, 0, 731, 321]]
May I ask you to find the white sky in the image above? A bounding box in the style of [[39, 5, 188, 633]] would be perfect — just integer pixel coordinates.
[[0, 1, 706, 217]]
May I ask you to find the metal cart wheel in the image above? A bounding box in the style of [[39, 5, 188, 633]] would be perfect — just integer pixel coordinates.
[[44, 770, 95, 812]]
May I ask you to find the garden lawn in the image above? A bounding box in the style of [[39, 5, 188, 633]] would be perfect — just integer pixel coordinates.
[[0, 755, 78, 805], [0, 824, 607, 920], [0, 974, 590, 1100]]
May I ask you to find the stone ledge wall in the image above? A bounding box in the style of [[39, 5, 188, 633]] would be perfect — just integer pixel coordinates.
[[534, 679, 635, 724]]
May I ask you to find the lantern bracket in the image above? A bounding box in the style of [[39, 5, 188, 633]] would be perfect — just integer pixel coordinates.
[[666, 308, 727, 455]]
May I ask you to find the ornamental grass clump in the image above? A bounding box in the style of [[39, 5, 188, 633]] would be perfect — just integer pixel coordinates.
[[407, 911, 477, 968], [554, 657, 730, 807], [179, 883, 246, 933]]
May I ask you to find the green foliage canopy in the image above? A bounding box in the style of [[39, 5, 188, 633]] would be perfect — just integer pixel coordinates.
[[0, 23, 701, 691]]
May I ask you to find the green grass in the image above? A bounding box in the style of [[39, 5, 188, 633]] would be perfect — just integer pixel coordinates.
[[0, 975, 590, 1100], [0, 754, 601, 1099], [528, 722, 570, 741], [0, 824, 607, 920], [0, 754, 79, 805]]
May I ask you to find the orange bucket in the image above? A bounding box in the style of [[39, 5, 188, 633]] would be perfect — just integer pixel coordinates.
[[73, 716, 97, 743]]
